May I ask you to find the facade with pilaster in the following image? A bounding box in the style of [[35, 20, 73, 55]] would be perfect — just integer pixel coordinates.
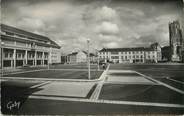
[[98, 43, 162, 63], [0, 24, 61, 68]]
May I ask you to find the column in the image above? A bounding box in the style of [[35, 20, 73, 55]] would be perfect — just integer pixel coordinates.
[[1, 47, 3, 68], [13, 49, 16, 68], [11, 60, 13, 67], [42, 52, 44, 65], [49, 47, 52, 64], [25, 50, 28, 65], [34, 51, 37, 66]]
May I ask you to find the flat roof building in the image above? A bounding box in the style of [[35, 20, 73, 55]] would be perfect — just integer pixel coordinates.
[[98, 43, 162, 63], [0, 24, 61, 68]]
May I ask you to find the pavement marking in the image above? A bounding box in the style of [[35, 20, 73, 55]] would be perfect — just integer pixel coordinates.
[[166, 77, 184, 85], [135, 71, 184, 94], [90, 64, 110, 100], [30, 81, 51, 89], [29, 95, 184, 108], [47, 68, 102, 71], [105, 81, 160, 85], [2, 69, 46, 76], [1, 76, 102, 82]]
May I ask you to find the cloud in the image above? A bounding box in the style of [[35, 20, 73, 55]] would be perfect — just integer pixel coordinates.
[[104, 42, 119, 48], [95, 21, 119, 35], [98, 6, 117, 21], [17, 18, 45, 29], [2, 0, 182, 53]]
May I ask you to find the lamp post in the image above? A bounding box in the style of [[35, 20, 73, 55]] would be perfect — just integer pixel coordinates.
[[87, 39, 91, 80], [96, 49, 100, 71]]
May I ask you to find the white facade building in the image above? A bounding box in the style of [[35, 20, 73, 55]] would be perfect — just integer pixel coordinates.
[[98, 43, 162, 63], [0, 24, 61, 68], [67, 51, 87, 64]]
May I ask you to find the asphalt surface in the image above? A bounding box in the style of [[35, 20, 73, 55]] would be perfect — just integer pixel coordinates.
[[1, 63, 184, 115], [99, 84, 183, 104], [16, 99, 184, 115], [110, 64, 184, 91]]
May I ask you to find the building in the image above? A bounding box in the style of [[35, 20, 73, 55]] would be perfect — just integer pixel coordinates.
[[67, 51, 87, 64], [161, 46, 171, 62], [98, 43, 162, 63], [0, 24, 61, 69], [169, 20, 183, 62], [67, 51, 97, 64]]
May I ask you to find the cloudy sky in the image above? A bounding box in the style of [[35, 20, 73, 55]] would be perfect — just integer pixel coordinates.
[[1, 0, 183, 53]]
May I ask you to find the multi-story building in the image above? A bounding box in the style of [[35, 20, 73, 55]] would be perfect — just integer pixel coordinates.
[[98, 43, 162, 63], [67, 51, 97, 64], [0, 24, 61, 68], [67, 51, 87, 64], [169, 20, 183, 62]]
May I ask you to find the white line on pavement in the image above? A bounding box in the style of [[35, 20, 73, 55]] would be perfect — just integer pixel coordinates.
[[166, 77, 184, 85], [135, 71, 184, 94], [29, 95, 184, 108], [2, 68, 102, 76], [105, 81, 160, 85], [90, 64, 110, 100], [30, 81, 51, 88], [2, 69, 46, 76], [1, 76, 101, 82]]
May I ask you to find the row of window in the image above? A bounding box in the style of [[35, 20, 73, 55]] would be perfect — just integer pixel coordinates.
[[3, 53, 48, 59], [2, 39, 50, 50], [100, 51, 155, 55], [104, 55, 155, 60]]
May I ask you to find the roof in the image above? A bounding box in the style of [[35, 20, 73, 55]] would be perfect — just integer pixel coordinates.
[[99, 47, 155, 52], [68, 51, 96, 56], [68, 52, 78, 56], [1, 24, 60, 49]]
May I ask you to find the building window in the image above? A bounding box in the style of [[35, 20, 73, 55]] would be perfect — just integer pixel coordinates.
[[5, 31, 14, 36], [121, 56, 124, 60], [111, 56, 119, 59], [111, 52, 118, 54], [4, 53, 8, 58]]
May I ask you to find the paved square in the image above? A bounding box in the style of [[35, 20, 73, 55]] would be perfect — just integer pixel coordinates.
[[32, 82, 95, 98], [107, 70, 154, 84], [99, 84, 184, 105]]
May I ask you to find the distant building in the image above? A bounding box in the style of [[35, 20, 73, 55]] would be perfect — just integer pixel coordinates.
[[0, 24, 61, 68], [161, 46, 171, 61], [169, 20, 183, 62], [67, 51, 87, 64], [67, 51, 97, 64], [98, 43, 162, 63]]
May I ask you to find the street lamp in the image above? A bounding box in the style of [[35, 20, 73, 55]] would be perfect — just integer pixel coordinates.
[[87, 39, 91, 80], [96, 49, 100, 71]]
